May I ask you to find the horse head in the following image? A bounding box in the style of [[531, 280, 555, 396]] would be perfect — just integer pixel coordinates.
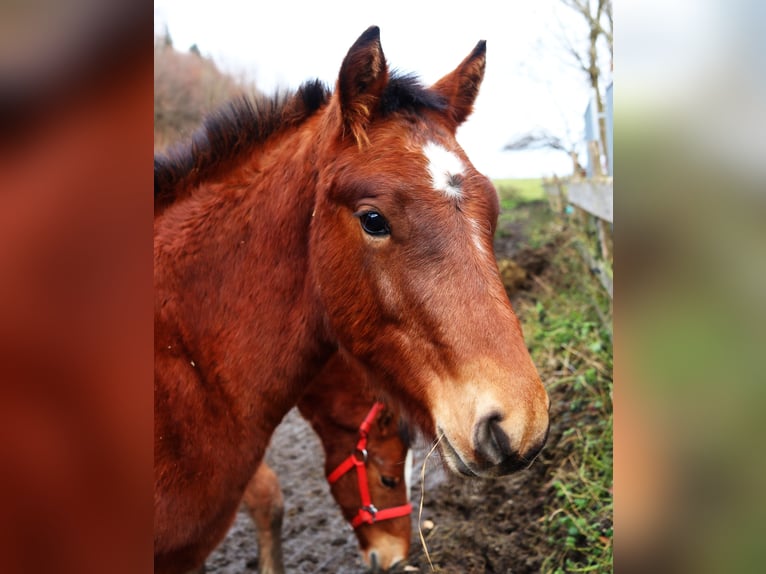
[[309, 27, 549, 479], [299, 355, 412, 571]]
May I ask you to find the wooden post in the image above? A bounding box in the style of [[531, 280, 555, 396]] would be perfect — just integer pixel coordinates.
[[587, 140, 604, 177], [542, 176, 566, 216], [565, 177, 613, 299], [597, 219, 613, 263]]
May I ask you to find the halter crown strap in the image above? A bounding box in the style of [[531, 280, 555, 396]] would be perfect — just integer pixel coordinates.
[[326, 401, 413, 528]]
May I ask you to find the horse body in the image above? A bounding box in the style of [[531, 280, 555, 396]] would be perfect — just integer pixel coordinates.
[[154, 120, 332, 570], [155, 27, 549, 573]]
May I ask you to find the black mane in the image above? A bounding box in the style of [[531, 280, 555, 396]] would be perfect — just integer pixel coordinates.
[[382, 72, 447, 116], [154, 79, 330, 212], [154, 73, 445, 211]]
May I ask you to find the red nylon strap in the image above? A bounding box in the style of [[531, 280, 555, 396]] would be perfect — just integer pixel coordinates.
[[325, 402, 413, 529], [350, 502, 414, 528], [357, 401, 384, 437], [326, 455, 356, 485], [328, 402, 384, 486]]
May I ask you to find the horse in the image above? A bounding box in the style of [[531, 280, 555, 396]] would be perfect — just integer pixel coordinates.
[[242, 353, 412, 573], [154, 26, 550, 574]]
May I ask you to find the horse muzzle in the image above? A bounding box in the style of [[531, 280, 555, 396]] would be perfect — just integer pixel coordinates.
[[437, 408, 550, 479]]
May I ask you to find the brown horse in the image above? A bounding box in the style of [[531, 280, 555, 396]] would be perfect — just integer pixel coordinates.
[[154, 26, 549, 573], [243, 354, 412, 573]]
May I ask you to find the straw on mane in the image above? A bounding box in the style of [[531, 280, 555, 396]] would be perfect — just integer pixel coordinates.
[[153, 74, 447, 213]]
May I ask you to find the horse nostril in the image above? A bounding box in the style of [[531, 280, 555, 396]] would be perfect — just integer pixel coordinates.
[[368, 551, 379, 573], [488, 415, 513, 459], [474, 413, 513, 465]]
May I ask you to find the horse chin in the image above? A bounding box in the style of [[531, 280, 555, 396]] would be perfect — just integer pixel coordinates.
[[438, 430, 535, 479], [437, 429, 480, 477], [437, 427, 532, 479]]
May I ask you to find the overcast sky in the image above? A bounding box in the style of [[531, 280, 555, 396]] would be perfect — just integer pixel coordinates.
[[154, 0, 599, 179]]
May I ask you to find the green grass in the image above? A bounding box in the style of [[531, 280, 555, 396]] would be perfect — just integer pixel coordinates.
[[491, 174, 612, 572], [511, 229, 614, 573], [492, 178, 553, 248], [492, 177, 546, 207]]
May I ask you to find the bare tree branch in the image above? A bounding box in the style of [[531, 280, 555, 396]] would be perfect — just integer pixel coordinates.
[[553, 10, 590, 75], [561, 0, 595, 25], [504, 129, 569, 152], [602, 0, 614, 58], [502, 0, 612, 176], [504, 129, 586, 176], [553, 0, 612, 171]]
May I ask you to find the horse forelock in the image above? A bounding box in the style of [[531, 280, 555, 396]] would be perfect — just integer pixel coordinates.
[[380, 72, 447, 116]]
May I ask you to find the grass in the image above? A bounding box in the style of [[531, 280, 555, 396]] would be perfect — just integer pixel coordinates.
[[529, 243, 612, 573], [500, 188, 613, 573], [492, 178, 553, 248], [493, 177, 546, 207]]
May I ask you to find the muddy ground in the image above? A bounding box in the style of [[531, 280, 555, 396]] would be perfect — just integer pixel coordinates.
[[204, 201, 572, 573]]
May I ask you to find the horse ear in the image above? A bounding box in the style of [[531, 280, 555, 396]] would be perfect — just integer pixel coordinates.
[[377, 408, 393, 435], [431, 40, 486, 130], [337, 26, 388, 146]]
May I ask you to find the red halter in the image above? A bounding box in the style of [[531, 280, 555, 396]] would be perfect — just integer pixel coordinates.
[[326, 402, 413, 529]]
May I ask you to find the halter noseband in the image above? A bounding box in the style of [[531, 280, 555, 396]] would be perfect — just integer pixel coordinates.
[[326, 402, 413, 529]]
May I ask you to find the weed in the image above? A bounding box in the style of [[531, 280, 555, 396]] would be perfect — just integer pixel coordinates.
[[499, 187, 613, 573]]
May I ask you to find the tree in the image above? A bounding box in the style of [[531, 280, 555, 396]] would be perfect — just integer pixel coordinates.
[[557, 0, 612, 168], [161, 25, 173, 48], [503, 0, 612, 177], [154, 37, 249, 150], [503, 129, 586, 178]]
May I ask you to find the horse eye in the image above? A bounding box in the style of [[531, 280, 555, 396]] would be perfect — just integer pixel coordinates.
[[359, 211, 390, 236], [381, 476, 398, 489]]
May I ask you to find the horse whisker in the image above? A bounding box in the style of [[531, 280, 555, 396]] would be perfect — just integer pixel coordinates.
[[417, 433, 443, 572]]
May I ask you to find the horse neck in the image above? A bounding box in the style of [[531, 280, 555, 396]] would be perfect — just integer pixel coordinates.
[[155, 123, 334, 436]]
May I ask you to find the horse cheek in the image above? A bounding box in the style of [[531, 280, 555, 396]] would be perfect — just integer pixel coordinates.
[[311, 213, 365, 339]]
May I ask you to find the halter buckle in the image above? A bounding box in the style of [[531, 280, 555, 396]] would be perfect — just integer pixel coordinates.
[[354, 447, 368, 463], [361, 504, 378, 523]]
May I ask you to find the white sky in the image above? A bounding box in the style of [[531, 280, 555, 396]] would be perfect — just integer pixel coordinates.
[[154, 0, 596, 179]]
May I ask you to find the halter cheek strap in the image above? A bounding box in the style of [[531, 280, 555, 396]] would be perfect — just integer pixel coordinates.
[[327, 402, 413, 528]]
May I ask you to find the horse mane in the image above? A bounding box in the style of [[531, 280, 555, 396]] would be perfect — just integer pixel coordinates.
[[154, 80, 330, 212], [154, 73, 446, 211]]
